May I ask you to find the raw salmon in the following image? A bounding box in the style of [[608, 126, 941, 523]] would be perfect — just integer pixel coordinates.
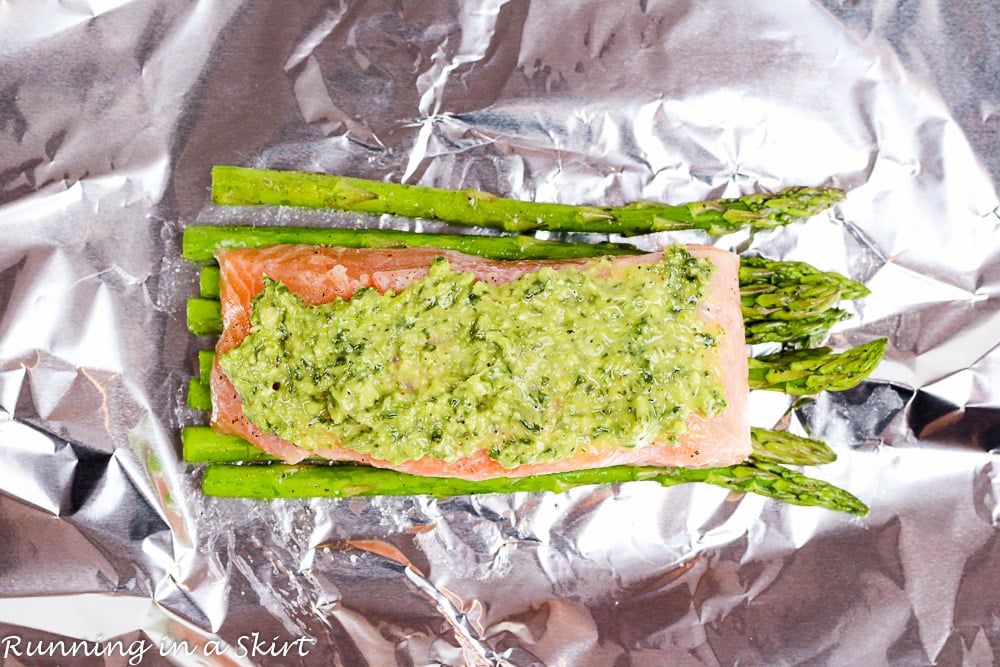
[[210, 244, 750, 480]]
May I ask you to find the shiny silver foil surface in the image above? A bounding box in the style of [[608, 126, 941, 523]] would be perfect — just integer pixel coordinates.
[[2, 1, 999, 665]]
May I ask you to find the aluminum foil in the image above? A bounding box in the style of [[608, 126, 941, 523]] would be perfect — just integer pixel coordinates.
[[2, 1, 999, 664]]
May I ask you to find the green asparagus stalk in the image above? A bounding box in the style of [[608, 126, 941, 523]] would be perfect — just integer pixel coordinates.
[[183, 424, 836, 467], [730, 461, 868, 514], [200, 265, 220, 298], [743, 310, 852, 346], [196, 253, 866, 318], [186, 350, 217, 411], [740, 256, 869, 345], [740, 258, 868, 321], [211, 166, 845, 236], [739, 256, 870, 303], [187, 379, 212, 412], [183, 225, 637, 264], [749, 427, 836, 466], [187, 298, 223, 337], [748, 338, 887, 395], [185, 302, 214, 337], [182, 426, 280, 463], [198, 349, 214, 379], [199, 459, 867, 514], [184, 401, 863, 510]]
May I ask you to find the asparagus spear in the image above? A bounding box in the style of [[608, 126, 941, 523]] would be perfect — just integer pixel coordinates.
[[748, 338, 887, 395], [740, 256, 869, 345], [182, 424, 837, 467], [199, 265, 220, 298], [183, 225, 636, 264], [184, 405, 861, 510], [739, 256, 870, 304], [743, 310, 851, 346], [187, 379, 212, 412], [197, 253, 866, 310], [740, 257, 868, 322], [211, 166, 845, 236], [187, 298, 222, 337], [199, 459, 867, 514], [749, 427, 836, 466], [198, 349, 214, 379], [182, 426, 280, 463], [186, 350, 217, 411]]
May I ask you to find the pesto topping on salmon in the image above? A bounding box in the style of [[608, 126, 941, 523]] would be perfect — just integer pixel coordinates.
[[220, 245, 725, 467]]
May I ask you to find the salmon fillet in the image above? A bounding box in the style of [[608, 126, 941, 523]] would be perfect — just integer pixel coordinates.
[[210, 244, 750, 480]]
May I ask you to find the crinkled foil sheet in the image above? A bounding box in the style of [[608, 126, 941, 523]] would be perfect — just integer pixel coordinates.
[[1, 1, 999, 665]]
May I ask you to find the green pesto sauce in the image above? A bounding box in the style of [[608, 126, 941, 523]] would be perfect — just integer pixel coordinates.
[[220, 246, 725, 467]]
